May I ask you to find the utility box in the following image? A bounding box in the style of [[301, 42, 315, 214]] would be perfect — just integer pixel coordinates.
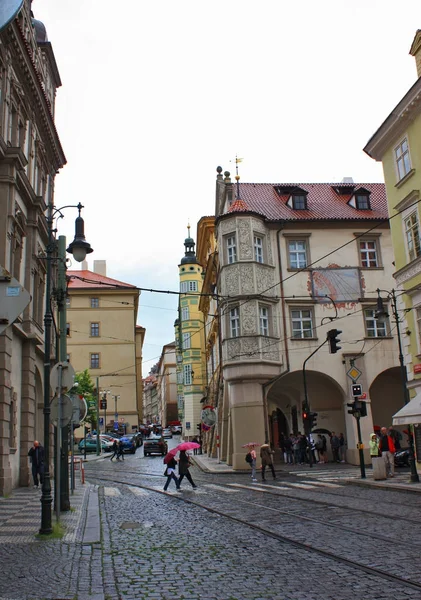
[[372, 457, 387, 480]]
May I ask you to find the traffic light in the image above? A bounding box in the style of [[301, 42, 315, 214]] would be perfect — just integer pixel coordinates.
[[351, 383, 362, 398], [309, 412, 318, 429], [327, 329, 342, 353], [347, 402, 355, 415], [354, 400, 367, 417]]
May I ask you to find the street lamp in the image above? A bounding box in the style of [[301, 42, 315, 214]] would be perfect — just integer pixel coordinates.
[[40, 201, 93, 535], [375, 288, 420, 484]]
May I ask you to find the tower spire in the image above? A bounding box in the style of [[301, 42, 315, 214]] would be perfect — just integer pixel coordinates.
[[235, 155, 243, 199]]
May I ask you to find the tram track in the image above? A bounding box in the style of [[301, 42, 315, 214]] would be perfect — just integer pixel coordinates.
[[88, 472, 421, 593], [86, 465, 421, 526]]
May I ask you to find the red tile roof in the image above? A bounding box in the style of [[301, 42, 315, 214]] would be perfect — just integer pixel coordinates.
[[225, 183, 387, 221], [67, 270, 137, 289]]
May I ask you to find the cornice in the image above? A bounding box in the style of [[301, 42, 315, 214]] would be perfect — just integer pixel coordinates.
[[394, 256, 421, 286], [364, 77, 421, 160]]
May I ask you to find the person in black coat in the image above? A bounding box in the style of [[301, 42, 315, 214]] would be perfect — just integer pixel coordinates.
[[28, 440, 45, 488], [178, 450, 197, 489], [163, 457, 180, 491]]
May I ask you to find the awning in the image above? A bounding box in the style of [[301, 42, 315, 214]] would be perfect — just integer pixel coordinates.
[[392, 393, 421, 426]]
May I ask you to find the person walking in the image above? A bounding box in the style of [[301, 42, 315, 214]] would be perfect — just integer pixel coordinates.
[[192, 436, 199, 456], [338, 433, 346, 463], [163, 456, 180, 491], [293, 434, 301, 465], [330, 432, 340, 463], [117, 440, 125, 461], [260, 442, 276, 482], [378, 426, 395, 477], [178, 450, 197, 489], [316, 436, 325, 463], [110, 439, 119, 461], [299, 433, 308, 464], [28, 440, 44, 489]]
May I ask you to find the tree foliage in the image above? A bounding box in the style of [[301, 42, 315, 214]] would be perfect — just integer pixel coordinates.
[[72, 369, 97, 427]]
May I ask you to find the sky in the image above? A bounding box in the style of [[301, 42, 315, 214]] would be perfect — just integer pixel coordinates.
[[34, 0, 421, 373]]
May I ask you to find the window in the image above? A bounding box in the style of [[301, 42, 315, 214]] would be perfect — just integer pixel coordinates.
[[360, 240, 378, 268], [291, 308, 314, 338], [177, 371, 183, 384], [181, 306, 189, 321], [180, 281, 198, 293], [90, 297, 99, 308], [365, 308, 387, 338], [405, 212, 421, 261], [177, 394, 184, 409], [416, 307, 421, 350], [66, 297, 71, 307], [90, 353, 100, 369], [229, 307, 240, 338], [288, 240, 307, 269], [227, 236, 237, 264], [356, 194, 370, 210], [182, 332, 191, 349], [292, 195, 307, 210], [259, 306, 269, 336], [395, 138, 411, 181], [254, 235, 263, 263], [183, 364, 192, 385], [90, 322, 100, 337]]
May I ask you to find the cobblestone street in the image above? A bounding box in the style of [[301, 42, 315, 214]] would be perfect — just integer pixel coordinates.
[[1, 450, 421, 600]]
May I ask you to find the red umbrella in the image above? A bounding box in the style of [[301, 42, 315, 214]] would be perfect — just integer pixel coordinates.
[[167, 441, 201, 458]]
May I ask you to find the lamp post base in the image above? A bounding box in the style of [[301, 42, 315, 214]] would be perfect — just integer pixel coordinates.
[[39, 473, 53, 534]]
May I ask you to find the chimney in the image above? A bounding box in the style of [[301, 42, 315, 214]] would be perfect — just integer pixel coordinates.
[[341, 177, 354, 184], [410, 30, 421, 79], [81, 260, 88, 271], [94, 260, 106, 276]]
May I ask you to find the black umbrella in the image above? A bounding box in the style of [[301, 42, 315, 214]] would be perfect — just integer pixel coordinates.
[[312, 428, 331, 435]]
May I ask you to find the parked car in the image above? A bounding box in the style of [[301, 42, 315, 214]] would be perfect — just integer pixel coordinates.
[[394, 447, 411, 467], [78, 438, 111, 453], [119, 435, 137, 454], [162, 428, 173, 439], [143, 435, 168, 456], [170, 425, 182, 435], [124, 432, 143, 448]]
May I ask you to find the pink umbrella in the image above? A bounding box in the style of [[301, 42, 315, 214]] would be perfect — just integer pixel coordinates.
[[242, 442, 261, 448], [167, 441, 201, 457]]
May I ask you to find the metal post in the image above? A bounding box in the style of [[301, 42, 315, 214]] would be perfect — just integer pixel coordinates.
[[302, 339, 328, 467], [96, 378, 100, 456], [114, 395, 118, 432], [56, 363, 62, 522], [58, 236, 70, 511], [390, 290, 419, 483], [355, 414, 366, 479], [40, 199, 53, 535]]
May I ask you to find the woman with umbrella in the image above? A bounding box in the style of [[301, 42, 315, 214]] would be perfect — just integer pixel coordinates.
[[178, 450, 197, 489]]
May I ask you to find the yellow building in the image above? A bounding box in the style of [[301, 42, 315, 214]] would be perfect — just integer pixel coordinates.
[[364, 31, 421, 466], [67, 261, 142, 432], [175, 228, 206, 439]]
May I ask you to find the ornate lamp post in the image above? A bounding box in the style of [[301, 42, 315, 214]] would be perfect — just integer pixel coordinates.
[[40, 202, 93, 535], [375, 288, 420, 484]]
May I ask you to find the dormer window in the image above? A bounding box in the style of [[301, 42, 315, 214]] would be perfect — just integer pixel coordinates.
[[292, 194, 307, 210], [355, 194, 370, 210]]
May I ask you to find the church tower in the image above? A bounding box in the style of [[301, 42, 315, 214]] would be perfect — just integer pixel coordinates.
[[175, 226, 206, 439]]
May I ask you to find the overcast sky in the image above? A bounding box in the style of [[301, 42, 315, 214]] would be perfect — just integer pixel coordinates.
[[35, 0, 421, 373]]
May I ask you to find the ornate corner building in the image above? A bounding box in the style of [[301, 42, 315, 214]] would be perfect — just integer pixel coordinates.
[[196, 168, 405, 470], [0, 1, 66, 494]]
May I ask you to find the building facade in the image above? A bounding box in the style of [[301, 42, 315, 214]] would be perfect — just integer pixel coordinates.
[[175, 228, 206, 439], [67, 261, 142, 433], [197, 168, 403, 469], [0, 1, 66, 493], [364, 32, 421, 457], [156, 342, 177, 426]]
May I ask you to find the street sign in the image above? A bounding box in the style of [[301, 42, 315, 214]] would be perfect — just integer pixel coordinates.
[[70, 394, 87, 424], [0, 266, 31, 334], [201, 405, 216, 427], [50, 394, 73, 427], [185, 422, 191, 429], [99, 417, 104, 426], [114, 421, 119, 430], [50, 361, 75, 392], [347, 366, 362, 381], [351, 383, 363, 397]]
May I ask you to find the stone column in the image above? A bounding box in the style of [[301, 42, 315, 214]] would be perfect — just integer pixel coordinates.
[[0, 329, 13, 495]]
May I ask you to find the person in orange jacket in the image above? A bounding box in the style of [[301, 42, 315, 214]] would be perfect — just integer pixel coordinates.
[[378, 427, 395, 477]]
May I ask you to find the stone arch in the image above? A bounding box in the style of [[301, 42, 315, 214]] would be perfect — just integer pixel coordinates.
[[369, 366, 406, 434]]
